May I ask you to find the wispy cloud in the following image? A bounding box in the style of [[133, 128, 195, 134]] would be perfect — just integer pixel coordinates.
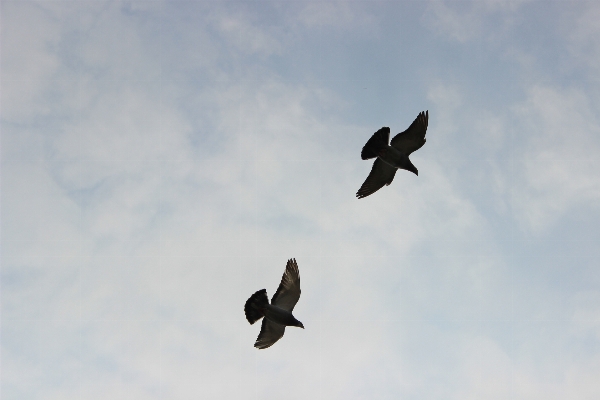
[[2, 1, 600, 399], [510, 85, 600, 233]]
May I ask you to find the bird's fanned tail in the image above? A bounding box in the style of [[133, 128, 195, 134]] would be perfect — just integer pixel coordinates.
[[361, 127, 390, 160], [244, 289, 268, 324]]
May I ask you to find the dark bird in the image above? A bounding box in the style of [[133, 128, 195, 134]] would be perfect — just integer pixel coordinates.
[[356, 110, 429, 199], [244, 258, 304, 349]]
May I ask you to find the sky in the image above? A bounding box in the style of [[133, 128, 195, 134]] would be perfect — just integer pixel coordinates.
[[1, 0, 600, 399]]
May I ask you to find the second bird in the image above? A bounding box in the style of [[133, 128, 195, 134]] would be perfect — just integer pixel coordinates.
[[356, 110, 429, 199], [244, 258, 304, 349]]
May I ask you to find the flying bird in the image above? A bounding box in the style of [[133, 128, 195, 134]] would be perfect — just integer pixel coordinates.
[[356, 110, 429, 199], [244, 258, 304, 349]]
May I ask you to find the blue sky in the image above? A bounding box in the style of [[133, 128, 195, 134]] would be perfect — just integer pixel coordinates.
[[2, 1, 600, 399]]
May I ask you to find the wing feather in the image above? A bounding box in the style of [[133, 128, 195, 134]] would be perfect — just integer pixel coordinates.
[[390, 110, 428, 155], [271, 259, 301, 312], [255, 319, 286, 349], [356, 158, 397, 199]]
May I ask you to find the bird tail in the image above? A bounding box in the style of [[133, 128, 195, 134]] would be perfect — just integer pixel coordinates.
[[361, 127, 390, 160], [244, 289, 269, 324]]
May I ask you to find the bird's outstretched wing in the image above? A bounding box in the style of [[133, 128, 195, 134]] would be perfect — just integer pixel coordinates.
[[390, 110, 428, 155], [356, 158, 397, 199], [271, 259, 301, 312], [255, 319, 286, 349]]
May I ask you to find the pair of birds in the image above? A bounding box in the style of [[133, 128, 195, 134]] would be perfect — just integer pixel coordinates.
[[244, 111, 429, 348]]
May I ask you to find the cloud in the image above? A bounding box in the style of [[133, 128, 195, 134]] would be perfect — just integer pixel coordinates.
[[509, 85, 600, 233], [422, 0, 528, 43], [216, 13, 282, 56], [1, 2, 62, 121], [425, 78, 600, 235], [3, 2, 600, 399]]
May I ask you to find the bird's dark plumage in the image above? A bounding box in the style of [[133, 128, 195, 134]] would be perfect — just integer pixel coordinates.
[[361, 127, 390, 160], [255, 318, 286, 349], [271, 258, 301, 311], [245, 259, 303, 349], [244, 289, 268, 324], [357, 111, 428, 198], [356, 158, 397, 199], [390, 110, 428, 155]]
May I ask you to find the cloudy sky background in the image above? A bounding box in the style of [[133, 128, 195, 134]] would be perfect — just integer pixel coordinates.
[[2, 1, 600, 398]]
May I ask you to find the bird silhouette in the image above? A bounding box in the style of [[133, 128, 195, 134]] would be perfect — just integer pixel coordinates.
[[244, 259, 304, 349], [357, 110, 429, 198]]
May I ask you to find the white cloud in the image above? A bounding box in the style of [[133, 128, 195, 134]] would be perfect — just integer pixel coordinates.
[[3, 2, 600, 399], [216, 13, 282, 56], [1, 2, 62, 121], [455, 332, 600, 400], [426, 79, 600, 235], [426, 83, 463, 143], [509, 85, 600, 233]]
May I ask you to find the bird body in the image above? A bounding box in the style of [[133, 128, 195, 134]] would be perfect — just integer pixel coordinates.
[[356, 110, 428, 198], [263, 303, 304, 328], [244, 259, 303, 349], [377, 144, 418, 174]]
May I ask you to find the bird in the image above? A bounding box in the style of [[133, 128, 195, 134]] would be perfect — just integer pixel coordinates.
[[244, 258, 304, 349], [356, 110, 429, 199]]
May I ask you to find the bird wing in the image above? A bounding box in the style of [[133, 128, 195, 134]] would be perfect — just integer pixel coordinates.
[[356, 158, 397, 199], [271, 259, 301, 312], [255, 319, 286, 349], [390, 110, 428, 155]]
